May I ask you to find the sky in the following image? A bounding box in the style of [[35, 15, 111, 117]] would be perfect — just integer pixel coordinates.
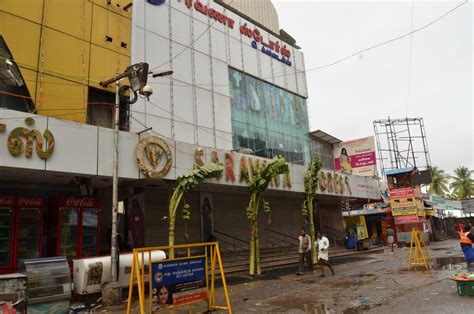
[[272, 0, 473, 175]]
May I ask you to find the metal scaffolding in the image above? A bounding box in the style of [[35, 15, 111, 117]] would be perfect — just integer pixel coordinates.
[[373, 117, 432, 176]]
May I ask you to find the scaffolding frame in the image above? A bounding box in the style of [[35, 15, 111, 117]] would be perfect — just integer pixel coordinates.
[[373, 117, 431, 176]]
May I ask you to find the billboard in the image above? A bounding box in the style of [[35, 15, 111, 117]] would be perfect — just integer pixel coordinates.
[[151, 257, 207, 310], [334, 136, 376, 177]]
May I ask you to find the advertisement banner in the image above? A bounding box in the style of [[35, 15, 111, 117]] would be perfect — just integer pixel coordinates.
[[425, 209, 438, 217], [334, 136, 376, 177], [151, 257, 207, 310], [391, 197, 417, 216], [394, 215, 426, 225], [390, 187, 415, 199]]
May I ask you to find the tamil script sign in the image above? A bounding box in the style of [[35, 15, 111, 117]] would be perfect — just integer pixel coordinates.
[[390, 197, 417, 216], [334, 136, 376, 177], [390, 187, 415, 199], [152, 257, 207, 310], [394, 215, 426, 225]]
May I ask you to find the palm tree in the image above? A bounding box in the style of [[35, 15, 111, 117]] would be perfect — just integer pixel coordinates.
[[426, 166, 449, 196], [450, 166, 474, 200]]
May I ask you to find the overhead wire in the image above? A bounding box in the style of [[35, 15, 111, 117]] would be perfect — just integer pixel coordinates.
[[267, 0, 468, 80]]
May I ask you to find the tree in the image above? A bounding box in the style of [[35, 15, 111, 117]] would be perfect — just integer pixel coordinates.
[[426, 166, 450, 196], [247, 156, 288, 276], [168, 163, 223, 258], [301, 157, 323, 264], [450, 166, 474, 200]]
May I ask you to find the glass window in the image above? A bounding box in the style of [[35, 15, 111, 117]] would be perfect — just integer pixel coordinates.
[[229, 68, 310, 164]]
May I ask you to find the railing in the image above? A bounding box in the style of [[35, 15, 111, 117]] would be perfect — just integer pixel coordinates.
[[321, 225, 347, 239], [320, 225, 352, 251], [214, 229, 249, 255], [264, 228, 299, 248]]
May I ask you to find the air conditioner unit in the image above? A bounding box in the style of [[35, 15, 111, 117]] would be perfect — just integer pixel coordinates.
[[73, 250, 166, 295]]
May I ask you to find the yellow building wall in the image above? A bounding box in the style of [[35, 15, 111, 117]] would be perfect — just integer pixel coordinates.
[[343, 216, 369, 240], [0, 0, 131, 123]]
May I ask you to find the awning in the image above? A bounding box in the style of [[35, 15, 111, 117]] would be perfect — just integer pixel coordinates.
[[384, 167, 415, 176]]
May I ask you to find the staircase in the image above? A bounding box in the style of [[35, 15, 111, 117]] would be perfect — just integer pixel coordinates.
[[214, 228, 384, 277]]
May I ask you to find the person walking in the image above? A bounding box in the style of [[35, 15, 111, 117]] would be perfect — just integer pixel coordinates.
[[459, 225, 474, 269], [296, 227, 313, 275], [316, 232, 335, 277], [386, 225, 395, 253]]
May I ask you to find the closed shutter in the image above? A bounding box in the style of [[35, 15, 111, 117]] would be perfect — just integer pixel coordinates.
[[213, 192, 305, 247], [144, 188, 201, 247]]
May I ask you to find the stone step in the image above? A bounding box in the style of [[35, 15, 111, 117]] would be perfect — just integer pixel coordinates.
[[220, 247, 353, 264], [214, 246, 384, 277]]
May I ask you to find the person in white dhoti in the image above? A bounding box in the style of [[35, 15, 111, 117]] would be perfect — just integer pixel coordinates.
[[316, 232, 335, 277]]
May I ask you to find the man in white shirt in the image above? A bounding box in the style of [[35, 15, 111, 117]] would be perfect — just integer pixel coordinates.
[[316, 232, 335, 277], [296, 227, 313, 275]]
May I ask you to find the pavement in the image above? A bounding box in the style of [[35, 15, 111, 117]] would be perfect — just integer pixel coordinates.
[[98, 239, 473, 313]]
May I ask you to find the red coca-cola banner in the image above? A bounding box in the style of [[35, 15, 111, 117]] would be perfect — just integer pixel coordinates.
[[0, 195, 16, 207], [57, 196, 100, 208], [17, 196, 44, 207]]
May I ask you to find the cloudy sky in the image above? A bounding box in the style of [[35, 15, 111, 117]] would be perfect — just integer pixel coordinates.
[[273, 0, 472, 175]]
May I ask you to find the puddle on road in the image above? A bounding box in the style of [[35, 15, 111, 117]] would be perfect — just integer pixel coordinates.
[[431, 256, 466, 270], [399, 256, 467, 272], [300, 274, 376, 288], [268, 297, 333, 313], [330, 274, 376, 287]]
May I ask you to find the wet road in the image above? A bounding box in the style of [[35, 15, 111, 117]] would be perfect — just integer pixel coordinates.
[[212, 239, 472, 313], [103, 239, 472, 313]]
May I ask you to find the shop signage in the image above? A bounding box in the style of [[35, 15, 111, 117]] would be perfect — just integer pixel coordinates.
[[64, 197, 96, 208], [136, 136, 173, 179], [194, 148, 292, 188], [317, 170, 352, 195], [394, 215, 426, 225], [390, 187, 415, 199], [390, 197, 417, 216], [184, 0, 235, 29], [425, 209, 438, 217], [179, 0, 293, 66], [0, 195, 15, 207], [152, 257, 207, 309], [3, 118, 55, 160], [432, 195, 446, 204], [239, 23, 292, 66], [17, 196, 44, 207]]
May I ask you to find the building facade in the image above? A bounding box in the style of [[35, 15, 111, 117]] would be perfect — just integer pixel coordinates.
[[0, 0, 382, 274], [0, 0, 131, 125]]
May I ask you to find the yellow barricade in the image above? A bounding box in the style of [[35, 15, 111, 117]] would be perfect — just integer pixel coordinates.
[[408, 228, 431, 271], [127, 242, 232, 313]]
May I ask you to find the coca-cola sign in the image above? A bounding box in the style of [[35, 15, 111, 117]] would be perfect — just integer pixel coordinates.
[[65, 197, 96, 208], [18, 196, 44, 207], [0, 195, 15, 207]]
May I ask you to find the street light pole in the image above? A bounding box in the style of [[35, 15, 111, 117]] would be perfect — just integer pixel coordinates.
[[99, 63, 170, 306], [111, 80, 120, 283]]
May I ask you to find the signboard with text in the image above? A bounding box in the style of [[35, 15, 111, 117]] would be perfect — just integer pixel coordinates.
[[390, 197, 417, 216], [151, 257, 207, 310], [390, 187, 415, 199], [394, 215, 426, 225], [334, 136, 376, 177]]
